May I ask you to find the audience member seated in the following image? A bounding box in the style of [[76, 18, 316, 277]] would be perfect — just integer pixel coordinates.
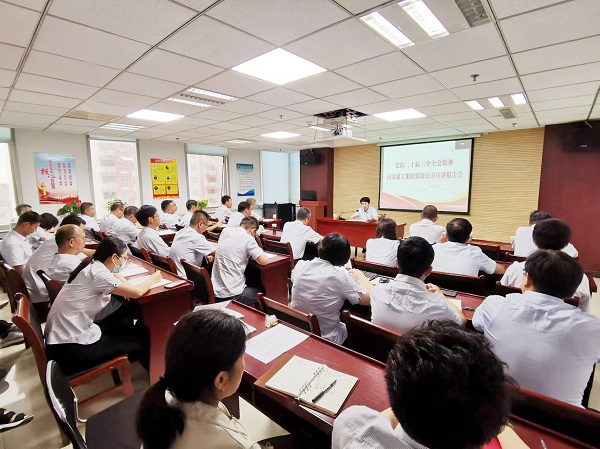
[[78, 202, 100, 234], [432, 218, 505, 276], [227, 201, 251, 227], [137, 310, 264, 449], [134, 205, 170, 257], [46, 225, 88, 282], [100, 201, 124, 234], [501, 219, 590, 311], [352, 196, 378, 222], [366, 218, 400, 267], [514, 210, 578, 258], [247, 197, 260, 220], [280, 207, 322, 263], [333, 321, 527, 449], [211, 217, 267, 305], [0, 211, 42, 275], [291, 233, 372, 345], [180, 200, 198, 227], [408, 205, 445, 244], [160, 200, 181, 231], [28, 212, 58, 251], [10, 203, 32, 229], [473, 250, 600, 407], [169, 210, 215, 278], [45, 236, 161, 375], [109, 205, 139, 245], [214, 195, 233, 222], [370, 237, 465, 334]]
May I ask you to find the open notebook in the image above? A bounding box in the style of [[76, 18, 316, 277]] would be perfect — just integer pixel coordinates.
[[256, 355, 358, 417]]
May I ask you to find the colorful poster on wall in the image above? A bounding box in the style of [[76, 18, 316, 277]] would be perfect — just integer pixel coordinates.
[[236, 163, 255, 196], [34, 153, 80, 204], [150, 158, 179, 199]]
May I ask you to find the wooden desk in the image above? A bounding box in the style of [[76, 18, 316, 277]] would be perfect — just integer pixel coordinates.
[[158, 230, 176, 245], [84, 238, 100, 250], [260, 229, 283, 241], [316, 218, 406, 248], [261, 218, 282, 230], [470, 238, 513, 259]]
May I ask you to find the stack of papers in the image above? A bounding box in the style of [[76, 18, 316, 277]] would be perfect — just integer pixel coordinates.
[[246, 325, 309, 364], [449, 298, 462, 309], [120, 263, 149, 278], [127, 275, 171, 288]]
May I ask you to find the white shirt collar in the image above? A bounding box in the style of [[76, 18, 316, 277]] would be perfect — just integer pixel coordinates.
[[393, 273, 428, 291]]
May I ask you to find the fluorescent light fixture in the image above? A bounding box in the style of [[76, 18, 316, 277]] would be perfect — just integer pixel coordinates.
[[261, 131, 300, 139], [488, 97, 504, 108], [310, 125, 330, 131], [511, 93, 527, 105], [225, 139, 256, 144], [360, 11, 414, 48], [167, 97, 212, 108], [232, 48, 326, 85], [186, 88, 236, 101], [127, 109, 184, 122], [399, 0, 449, 39], [464, 100, 484, 110], [373, 108, 425, 121], [100, 123, 145, 131]]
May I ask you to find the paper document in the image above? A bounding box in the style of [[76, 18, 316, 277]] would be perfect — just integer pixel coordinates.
[[158, 230, 176, 236], [449, 298, 462, 309], [120, 263, 149, 278], [127, 275, 171, 288], [246, 324, 309, 364], [265, 252, 279, 259], [193, 301, 244, 319]]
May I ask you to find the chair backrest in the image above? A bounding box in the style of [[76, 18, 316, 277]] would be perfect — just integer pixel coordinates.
[[175, 224, 184, 231], [341, 310, 401, 363], [493, 281, 521, 297], [0, 261, 14, 313], [262, 240, 294, 269], [127, 244, 144, 260], [205, 231, 220, 242], [255, 235, 263, 249], [37, 270, 65, 303], [2, 262, 27, 312], [96, 231, 106, 241], [91, 229, 103, 241], [257, 293, 320, 336], [350, 258, 398, 278], [45, 361, 87, 449], [470, 242, 502, 260], [148, 252, 177, 274], [505, 253, 527, 263], [181, 259, 215, 304], [425, 271, 486, 296], [12, 293, 47, 384]]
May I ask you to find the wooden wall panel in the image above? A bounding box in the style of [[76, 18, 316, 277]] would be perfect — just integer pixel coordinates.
[[333, 128, 545, 241]]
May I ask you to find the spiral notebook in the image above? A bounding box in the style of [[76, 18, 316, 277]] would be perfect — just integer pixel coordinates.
[[256, 354, 358, 417]]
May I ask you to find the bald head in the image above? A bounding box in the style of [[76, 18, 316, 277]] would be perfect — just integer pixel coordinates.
[[55, 224, 85, 255]]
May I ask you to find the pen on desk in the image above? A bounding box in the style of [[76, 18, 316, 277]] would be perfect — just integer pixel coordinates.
[[312, 380, 337, 403], [462, 307, 476, 311], [540, 438, 548, 449]]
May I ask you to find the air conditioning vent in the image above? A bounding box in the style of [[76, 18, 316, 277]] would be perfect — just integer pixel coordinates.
[[454, 0, 489, 27], [499, 108, 516, 119], [66, 110, 119, 122]]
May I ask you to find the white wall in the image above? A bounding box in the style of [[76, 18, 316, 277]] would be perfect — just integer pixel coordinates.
[[228, 149, 261, 207]]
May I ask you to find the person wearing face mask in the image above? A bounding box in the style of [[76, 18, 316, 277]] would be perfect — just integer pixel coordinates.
[[45, 236, 162, 375]]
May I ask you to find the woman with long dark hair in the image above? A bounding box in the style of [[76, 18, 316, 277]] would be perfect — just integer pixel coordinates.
[[366, 218, 400, 267], [45, 235, 161, 375]]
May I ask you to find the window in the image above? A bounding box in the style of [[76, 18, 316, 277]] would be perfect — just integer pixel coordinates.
[[0, 143, 17, 227], [261, 151, 300, 204], [186, 154, 225, 208], [89, 139, 140, 219]]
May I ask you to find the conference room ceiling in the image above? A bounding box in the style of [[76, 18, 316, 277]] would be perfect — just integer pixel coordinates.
[[0, 0, 598, 150]]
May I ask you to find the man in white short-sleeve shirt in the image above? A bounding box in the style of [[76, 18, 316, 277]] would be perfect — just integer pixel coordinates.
[[432, 218, 504, 277], [169, 210, 216, 278], [514, 210, 578, 258], [247, 197, 261, 220], [180, 200, 198, 227], [408, 205, 445, 244], [211, 216, 267, 304], [109, 206, 140, 245], [78, 202, 100, 234], [0, 211, 41, 275], [46, 225, 87, 282], [473, 250, 600, 407], [227, 201, 252, 227], [214, 195, 233, 222], [352, 196, 378, 222], [159, 200, 181, 231], [371, 237, 465, 334], [100, 201, 124, 234], [134, 205, 170, 257], [280, 207, 322, 261]]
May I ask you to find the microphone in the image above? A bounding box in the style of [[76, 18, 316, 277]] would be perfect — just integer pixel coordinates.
[[338, 210, 357, 221]]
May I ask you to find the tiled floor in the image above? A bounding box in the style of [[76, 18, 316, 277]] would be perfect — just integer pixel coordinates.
[[1, 279, 599, 449]]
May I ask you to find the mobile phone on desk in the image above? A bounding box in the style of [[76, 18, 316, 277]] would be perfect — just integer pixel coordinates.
[[441, 289, 458, 297], [164, 280, 186, 289], [378, 278, 391, 284]]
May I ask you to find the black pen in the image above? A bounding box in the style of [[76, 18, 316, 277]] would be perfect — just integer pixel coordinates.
[[312, 380, 337, 403]]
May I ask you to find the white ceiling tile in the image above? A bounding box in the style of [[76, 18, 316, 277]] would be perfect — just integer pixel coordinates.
[[0, 88, 10, 100], [55, 117, 108, 127], [526, 82, 600, 103], [441, 118, 490, 127], [535, 106, 591, 118], [245, 88, 314, 107], [286, 71, 361, 98], [48, 124, 95, 133], [191, 108, 244, 121], [335, 52, 425, 87], [194, 71, 274, 98], [370, 75, 445, 98], [90, 128, 130, 136], [0, 2, 39, 47], [238, 127, 272, 136], [170, 0, 218, 12], [451, 78, 523, 100], [455, 124, 498, 133], [229, 116, 275, 127], [431, 57, 517, 88], [531, 95, 595, 112], [125, 131, 165, 139], [77, 101, 139, 116], [520, 62, 600, 91], [493, 121, 541, 130], [143, 99, 210, 116], [129, 49, 223, 85], [160, 16, 275, 68], [3, 0, 47, 11], [402, 23, 506, 72], [414, 102, 472, 116], [512, 36, 600, 75], [0, 69, 16, 88], [322, 88, 387, 107], [15, 73, 98, 99], [208, 0, 349, 46], [216, 99, 273, 115], [285, 19, 395, 70], [404, 123, 452, 132], [286, 99, 343, 115], [10, 89, 81, 108], [174, 117, 219, 127], [397, 90, 460, 108], [500, 0, 600, 53], [88, 89, 156, 109], [476, 108, 502, 118], [3, 101, 69, 116], [0, 43, 25, 71], [356, 100, 406, 115], [538, 115, 587, 125], [49, 0, 196, 45], [332, 0, 390, 14], [489, 0, 565, 19], [487, 111, 536, 122], [0, 110, 56, 128], [261, 121, 308, 131], [107, 73, 186, 99], [424, 129, 465, 137], [431, 111, 482, 122], [207, 121, 250, 132], [255, 108, 306, 121], [34, 17, 150, 69]]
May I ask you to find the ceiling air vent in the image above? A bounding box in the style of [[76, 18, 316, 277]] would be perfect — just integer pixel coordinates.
[[65, 110, 119, 122], [499, 108, 516, 119], [454, 0, 489, 27]]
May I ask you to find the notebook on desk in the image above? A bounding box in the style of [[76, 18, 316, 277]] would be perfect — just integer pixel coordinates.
[[255, 354, 358, 417]]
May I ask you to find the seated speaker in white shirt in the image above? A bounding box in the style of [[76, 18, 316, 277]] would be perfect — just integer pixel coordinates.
[[214, 195, 233, 223], [432, 218, 505, 277], [280, 207, 322, 263], [291, 233, 373, 345], [100, 201, 124, 234], [371, 237, 465, 334], [134, 205, 170, 257], [0, 211, 42, 275], [160, 200, 181, 231], [366, 218, 400, 267], [45, 235, 162, 375], [10, 203, 32, 229], [169, 210, 216, 278], [333, 321, 526, 449], [247, 197, 261, 220], [227, 201, 252, 227], [351, 196, 378, 222], [502, 218, 590, 311], [78, 202, 100, 237], [109, 205, 140, 245], [514, 210, 578, 258], [474, 250, 600, 407], [408, 205, 446, 244]]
